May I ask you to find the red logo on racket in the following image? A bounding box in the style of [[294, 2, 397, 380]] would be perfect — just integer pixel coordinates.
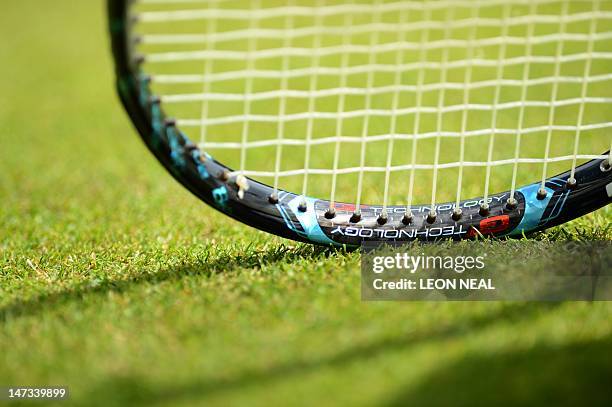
[[468, 215, 511, 237]]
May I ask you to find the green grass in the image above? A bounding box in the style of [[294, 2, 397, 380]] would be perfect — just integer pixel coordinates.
[[1, 1, 611, 406]]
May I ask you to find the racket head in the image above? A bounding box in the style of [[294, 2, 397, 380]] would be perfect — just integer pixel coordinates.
[[108, 0, 612, 246]]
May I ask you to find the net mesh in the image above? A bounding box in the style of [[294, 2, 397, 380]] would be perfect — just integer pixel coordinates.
[[132, 0, 612, 209]]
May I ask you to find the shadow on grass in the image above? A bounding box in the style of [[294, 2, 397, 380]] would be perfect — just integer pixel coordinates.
[[81, 302, 561, 406], [386, 334, 612, 407], [0, 243, 339, 322]]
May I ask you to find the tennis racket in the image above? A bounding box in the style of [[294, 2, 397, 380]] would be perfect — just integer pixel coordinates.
[[108, 0, 611, 246]]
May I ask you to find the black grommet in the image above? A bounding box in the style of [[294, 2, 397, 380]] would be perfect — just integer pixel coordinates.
[[150, 95, 160, 105], [506, 198, 518, 210], [377, 212, 388, 225], [298, 201, 307, 212], [268, 193, 279, 204], [536, 188, 547, 200], [601, 160, 611, 172], [218, 170, 230, 182], [566, 177, 577, 189], [324, 207, 336, 219], [349, 211, 362, 223], [479, 203, 490, 217], [426, 211, 437, 224], [402, 213, 413, 225], [164, 117, 176, 127], [451, 209, 462, 221]]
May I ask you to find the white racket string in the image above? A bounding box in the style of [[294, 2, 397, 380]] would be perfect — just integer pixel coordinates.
[[540, 0, 569, 191], [354, 0, 383, 215], [482, 3, 511, 208], [197, 0, 218, 149], [132, 0, 612, 207], [272, 0, 296, 196], [381, 6, 408, 218], [406, 4, 431, 218], [300, 0, 325, 203], [430, 7, 454, 215], [225, 154, 608, 179], [194, 123, 612, 150], [328, 13, 353, 212], [509, 1, 538, 203], [137, 1, 610, 22], [571, 0, 600, 182], [238, 0, 260, 175], [454, 5, 479, 213]]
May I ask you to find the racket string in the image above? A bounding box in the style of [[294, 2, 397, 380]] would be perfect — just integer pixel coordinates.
[[429, 6, 454, 216], [272, 0, 296, 196], [540, 0, 569, 193], [134, 0, 612, 207], [300, 0, 326, 203], [327, 12, 354, 212], [483, 2, 511, 209], [380, 4, 408, 220], [571, 0, 600, 183], [405, 4, 431, 218], [454, 5, 479, 215], [509, 1, 538, 204], [354, 0, 384, 215]]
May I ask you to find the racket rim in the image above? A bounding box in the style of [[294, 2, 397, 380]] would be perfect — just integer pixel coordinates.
[[108, 0, 612, 247]]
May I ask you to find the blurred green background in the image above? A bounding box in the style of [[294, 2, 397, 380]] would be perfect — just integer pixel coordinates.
[[0, 1, 611, 406]]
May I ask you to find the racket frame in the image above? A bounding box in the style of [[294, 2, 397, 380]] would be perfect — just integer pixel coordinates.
[[108, 0, 612, 247]]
